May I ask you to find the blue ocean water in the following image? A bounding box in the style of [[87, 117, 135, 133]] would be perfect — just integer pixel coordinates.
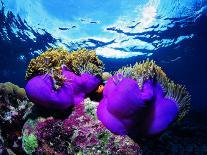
[[0, 1, 207, 152]]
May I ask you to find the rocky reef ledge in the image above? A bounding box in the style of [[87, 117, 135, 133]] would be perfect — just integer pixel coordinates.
[[0, 83, 139, 154], [0, 82, 207, 155]]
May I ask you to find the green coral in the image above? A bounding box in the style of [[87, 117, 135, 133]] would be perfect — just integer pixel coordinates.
[[77, 151, 83, 155], [22, 133, 38, 155], [117, 59, 190, 121], [97, 132, 111, 146]]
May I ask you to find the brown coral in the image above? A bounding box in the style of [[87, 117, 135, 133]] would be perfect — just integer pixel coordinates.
[[25, 47, 70, 89], [67, 48, 104, 76]]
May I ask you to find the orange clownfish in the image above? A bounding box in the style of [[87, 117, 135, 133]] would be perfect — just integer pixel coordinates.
[[96, 85, 104, 94]]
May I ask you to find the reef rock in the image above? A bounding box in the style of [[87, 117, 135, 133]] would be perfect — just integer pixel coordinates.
[[0, 82, 33, 154], [22, 98, 140, 155]]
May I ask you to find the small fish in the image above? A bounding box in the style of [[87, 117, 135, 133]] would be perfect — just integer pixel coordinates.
[[96, 85, 104, 94]]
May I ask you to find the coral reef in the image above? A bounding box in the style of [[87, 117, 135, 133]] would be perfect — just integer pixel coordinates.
[[140, 113, 207, 154], [97, 60, 190, 137], [0, 82, 33, 154], [22, 133, 38, 155], [0, 82, 29, 123], [84, 98, 99, 119], [22, 98, 140, 154], [0, 56, 193, 154]]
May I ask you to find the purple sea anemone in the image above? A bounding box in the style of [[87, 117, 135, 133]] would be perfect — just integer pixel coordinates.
[[97, 60, 190, 136], [25, 68, 100, 110], [62, 68, 101, 104], [97, 60, 190, 137], [97, 76, 151, 135], [25, 74, 74, 110], [97, 75, 180, 136], [140, 83, 179, 136]]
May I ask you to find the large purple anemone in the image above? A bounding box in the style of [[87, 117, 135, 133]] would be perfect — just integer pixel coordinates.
[[25, 68, 100, 110], [139, 83, 179, 136], [97, 75, 179, 136]]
